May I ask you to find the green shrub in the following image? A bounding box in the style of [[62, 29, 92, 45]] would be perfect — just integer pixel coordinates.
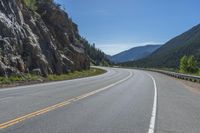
[[187, 56, 199, 73], [24, 0, 37, 10], [179, 55, 199, 74], [179, 55, 188, 73]]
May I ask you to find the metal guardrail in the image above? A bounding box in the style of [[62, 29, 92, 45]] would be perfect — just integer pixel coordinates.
[[134, 68, 200, 83], [116, 66, 200, 83], [146, 69, 200, 83]]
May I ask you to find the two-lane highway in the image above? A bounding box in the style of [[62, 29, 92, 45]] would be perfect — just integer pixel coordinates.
[[0, 67, 200, 133]]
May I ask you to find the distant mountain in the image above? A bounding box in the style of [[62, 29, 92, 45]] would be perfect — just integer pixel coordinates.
[[109, 45, 161, 63], [122, 23, 200, 68]]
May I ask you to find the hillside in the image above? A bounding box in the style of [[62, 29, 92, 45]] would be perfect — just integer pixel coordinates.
[[109, 45, 161, 63], [0, 0, 108, 77], [80, 39, 111, 66], [122, 24, 200, 68]]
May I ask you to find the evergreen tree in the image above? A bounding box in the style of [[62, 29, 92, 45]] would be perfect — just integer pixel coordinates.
[[179, 55, 188, 73], [187, 56, 198, 73], [179, 55, 199, 74], [80, 38, 111, 66]]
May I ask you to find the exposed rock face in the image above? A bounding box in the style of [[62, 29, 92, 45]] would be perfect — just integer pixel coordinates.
[[0, 0, 90, 77]]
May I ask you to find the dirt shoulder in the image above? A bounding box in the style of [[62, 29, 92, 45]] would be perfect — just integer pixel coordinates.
[[174, 77, 200, 95]]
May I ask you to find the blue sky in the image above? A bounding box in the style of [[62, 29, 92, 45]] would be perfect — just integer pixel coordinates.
[[55, 0, 200, 55]]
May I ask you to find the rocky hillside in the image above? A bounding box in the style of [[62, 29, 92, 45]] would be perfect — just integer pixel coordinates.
[[0, 0, 92, 77], [122, 23, 200, 68], [109, 45, 161, 63]]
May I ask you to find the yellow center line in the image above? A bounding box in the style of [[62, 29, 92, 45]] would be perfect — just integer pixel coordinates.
[[0, 71, 133, 130]]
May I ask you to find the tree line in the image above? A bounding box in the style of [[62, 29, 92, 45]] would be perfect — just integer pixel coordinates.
[[80, 38, 111, 66]]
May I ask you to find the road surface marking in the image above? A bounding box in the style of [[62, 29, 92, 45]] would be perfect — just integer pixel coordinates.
[[0, 97, 13, 102], [146, 73, 158, 133], [0, 67, 113, 92], [0, 71, 133, 129]]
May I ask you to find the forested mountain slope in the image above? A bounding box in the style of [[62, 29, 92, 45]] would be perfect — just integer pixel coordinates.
[[122, 24, 200, 68], [109, 45, 161, 63]]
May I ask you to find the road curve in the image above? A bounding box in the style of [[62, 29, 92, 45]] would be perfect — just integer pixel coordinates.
[[0, 67, 200, 133]]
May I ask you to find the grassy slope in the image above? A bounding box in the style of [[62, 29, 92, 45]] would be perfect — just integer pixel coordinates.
[[0, 68, 106, 87], [47, 68, 106, 81]]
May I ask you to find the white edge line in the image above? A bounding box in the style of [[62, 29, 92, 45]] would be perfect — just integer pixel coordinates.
[[0, 68, 114, 92], [146, 73, 158, 133], [0, 71, 133, 129], [0, 71, 133, 102]]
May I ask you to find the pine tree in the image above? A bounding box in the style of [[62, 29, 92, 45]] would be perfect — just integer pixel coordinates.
[[179, 55, 199, 74], [187, 56, 198, 73], [179, 56, 188, 73]]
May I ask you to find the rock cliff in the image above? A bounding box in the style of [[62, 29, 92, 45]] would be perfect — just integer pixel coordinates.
[[0, 0, 90, 77]]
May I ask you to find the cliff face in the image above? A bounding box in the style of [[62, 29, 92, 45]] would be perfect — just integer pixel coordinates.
[[0, 0, 90, 77]]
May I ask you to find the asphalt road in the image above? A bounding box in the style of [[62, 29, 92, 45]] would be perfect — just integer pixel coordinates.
[[0, 67, 200, 133]]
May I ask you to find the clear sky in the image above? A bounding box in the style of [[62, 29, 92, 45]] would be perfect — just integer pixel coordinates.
[[55, 0, 200, 55]]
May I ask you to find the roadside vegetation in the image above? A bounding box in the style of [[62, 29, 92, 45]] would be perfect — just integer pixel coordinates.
[[0, 68, 106, 87], [80, 38, 112, 66], [47, 68, 106, 81], [179, 55, 199, 75], [24, 0, 38, 10]]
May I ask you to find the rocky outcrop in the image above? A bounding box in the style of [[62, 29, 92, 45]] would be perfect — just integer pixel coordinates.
[[0, 0, 90, 77]]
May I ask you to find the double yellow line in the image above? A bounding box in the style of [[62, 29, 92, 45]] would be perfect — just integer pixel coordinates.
[[0, 71, 133, 129]]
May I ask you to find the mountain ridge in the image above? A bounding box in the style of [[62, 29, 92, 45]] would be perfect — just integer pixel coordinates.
[[109, 44, 161, 63], [121, 23, 200, 68]]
